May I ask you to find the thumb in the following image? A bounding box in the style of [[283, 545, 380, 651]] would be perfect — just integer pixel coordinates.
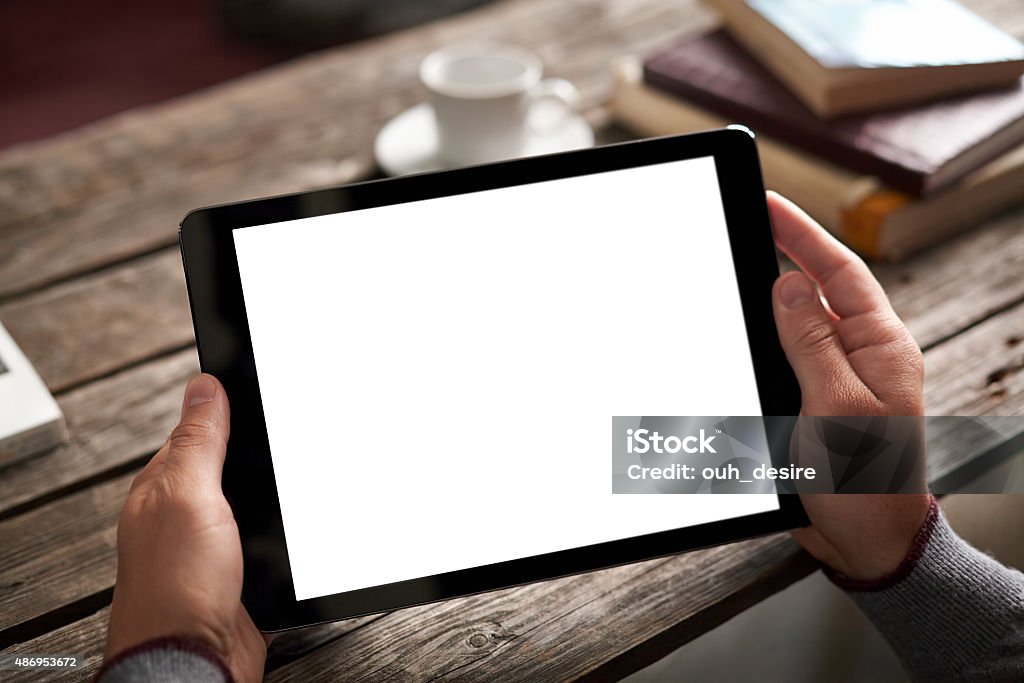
[[164, 374, 231, 490], [772, 272, 862, 415]]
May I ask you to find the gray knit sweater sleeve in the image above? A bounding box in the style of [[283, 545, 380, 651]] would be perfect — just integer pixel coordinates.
[[95, 637, 230, 683], [833, 500, 1024, 681]]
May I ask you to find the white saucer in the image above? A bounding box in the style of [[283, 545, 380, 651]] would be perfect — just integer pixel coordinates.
[[374, 102, 595, 177]]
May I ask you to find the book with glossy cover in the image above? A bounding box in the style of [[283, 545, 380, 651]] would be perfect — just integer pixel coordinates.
[[745, 0, 1024, 69], [611, 58, 1024, 261], [643, 30, 1024, 196], [709, 0, 1024, 116]]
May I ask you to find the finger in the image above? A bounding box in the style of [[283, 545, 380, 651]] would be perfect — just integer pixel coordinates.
[[767, 192, 891, 320], [772, 271, 877, 414], [163, 374, 231, 491]]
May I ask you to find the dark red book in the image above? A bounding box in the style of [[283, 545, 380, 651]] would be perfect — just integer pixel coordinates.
[[643, 31, 1024, 197]]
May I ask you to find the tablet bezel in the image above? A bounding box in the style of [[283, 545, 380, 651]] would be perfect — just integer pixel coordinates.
[[180, 128, 805, 632]]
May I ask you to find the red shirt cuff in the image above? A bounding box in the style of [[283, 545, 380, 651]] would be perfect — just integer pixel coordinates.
[[824, 495, 940, 593], [94, 635, 233, 682]]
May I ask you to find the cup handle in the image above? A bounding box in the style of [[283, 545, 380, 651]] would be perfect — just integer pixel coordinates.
[[528, 78, 581, 133]]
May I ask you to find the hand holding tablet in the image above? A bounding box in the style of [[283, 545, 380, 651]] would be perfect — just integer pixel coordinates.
[[178, 129, 805, 630], [765, 193, 930, 583]]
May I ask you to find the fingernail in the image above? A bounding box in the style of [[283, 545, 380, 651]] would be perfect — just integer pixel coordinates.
[[780, 274, 814, 309], [185, 375, 217, 407]]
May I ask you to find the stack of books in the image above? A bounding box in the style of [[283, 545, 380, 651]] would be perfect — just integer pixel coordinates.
[[610, 0, 1024, 260]]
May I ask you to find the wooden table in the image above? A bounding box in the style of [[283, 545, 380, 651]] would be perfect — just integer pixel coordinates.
[[1, 0, 1022, 680]]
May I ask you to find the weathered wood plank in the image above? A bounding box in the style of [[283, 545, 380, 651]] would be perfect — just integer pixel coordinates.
[[0, 0, 716, 300], [0, 1, 1019, 400], [1, 315, 1017, 652], [264, 614, 391, 672], [2, 0, 1009, 301], [0, 606, 387, 680], [0, 167, 1016, 673], [0, 260, 1019, 642], [0, 538, 805, 681], [1, 191, 1016, 421], [927, 417, 1024, 492], [0, 302, 1018, 667], [0, 348, 198, 520], [0, 118, 620, 397], [0, 0, 1019, 675], [0, 474, 129, 644], [0, 185, 1017, 529], [2, 402, 1004, 639], [0, 286, 1017, 575], [265, 536, 813, 682], [925, 298, 1024, 416], [0, 181, 1019, 408], [6, 486, 992, 680], [873, 206, 1024, 351], [0, 608, 109, 681], [0, 249, 193, 394]]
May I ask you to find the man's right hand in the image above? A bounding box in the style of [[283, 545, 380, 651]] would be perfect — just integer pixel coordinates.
[[767, 192, 931, 581]]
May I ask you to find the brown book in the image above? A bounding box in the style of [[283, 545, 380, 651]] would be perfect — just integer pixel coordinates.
[[610, 58, 1024, 262], [644, 30, 1024, 197], [709, 0, 1024, 118]]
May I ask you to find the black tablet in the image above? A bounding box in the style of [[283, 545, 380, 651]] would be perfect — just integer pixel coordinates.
[[180, 128, 804, 632]]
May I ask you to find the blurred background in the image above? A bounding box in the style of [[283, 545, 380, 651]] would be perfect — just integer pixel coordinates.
[[1, 0, 491, 148]]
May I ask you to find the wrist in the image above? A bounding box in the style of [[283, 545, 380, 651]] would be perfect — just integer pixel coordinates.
[[104, 599, 235, 666], [97, 635, 234, 683], [826, 495, 937, 588]]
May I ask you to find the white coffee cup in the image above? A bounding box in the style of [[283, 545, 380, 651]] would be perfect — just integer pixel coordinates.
[[420, 43, 581, 167]]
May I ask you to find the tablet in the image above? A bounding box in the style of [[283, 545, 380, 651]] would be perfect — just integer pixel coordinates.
[[180, 128, 804, 631]]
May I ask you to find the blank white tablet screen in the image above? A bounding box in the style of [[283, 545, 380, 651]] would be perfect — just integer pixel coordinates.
[[233, 156, 779, 601]]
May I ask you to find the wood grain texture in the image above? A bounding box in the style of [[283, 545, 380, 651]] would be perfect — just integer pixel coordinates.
[[264, 614, 391, 672], [0, 182, 1018, 408], [266, 536, 814, 682], [0, 0, 715, 300], [0, 159, 1019, 535], [0, 348, 198, 520], [0, 268, 1017, 648], [0, 464, 812, 678], [0, 606, 386, 681], [0, 0, 1017, 395], [0, 473, 129, 643], [0, 386, 1009, 658], [0, 0, 1021, 677], [0, 250, 194, 394], [2, 225, 1018, 515], [927, 417, 1024, 491], [0, 327, 1015, 671], [0, 537, 812, 681], [874, 205, 1024, 351], [0, 135, 1019, 681], [0, 138, 1019, 405], [925, 299, 1024, 416], [0, 0, 1015, 312], [0, 607, 109, 681]]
